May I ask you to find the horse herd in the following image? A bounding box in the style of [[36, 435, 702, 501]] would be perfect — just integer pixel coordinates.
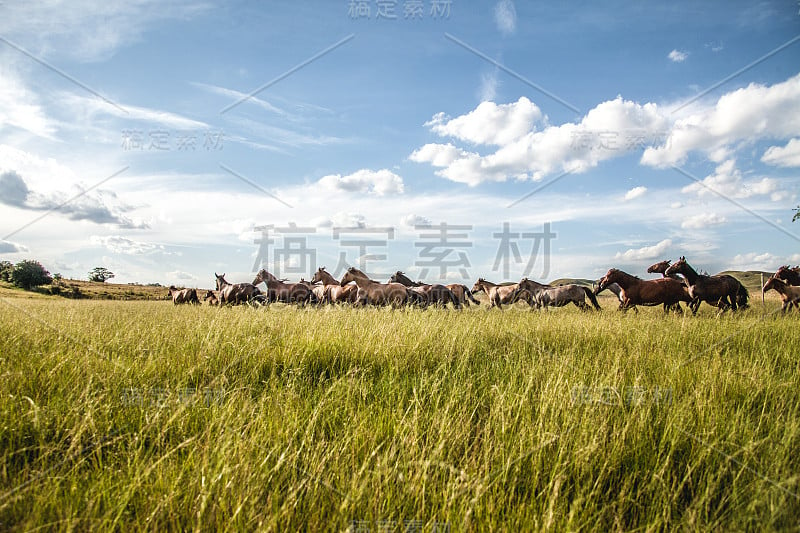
[[165, 259, 800, 315]]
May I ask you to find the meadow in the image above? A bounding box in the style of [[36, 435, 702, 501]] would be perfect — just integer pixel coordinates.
[[0, 288, 798, 531]]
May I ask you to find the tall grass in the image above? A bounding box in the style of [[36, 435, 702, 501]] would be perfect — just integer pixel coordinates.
[[0, 296, 798, 531]]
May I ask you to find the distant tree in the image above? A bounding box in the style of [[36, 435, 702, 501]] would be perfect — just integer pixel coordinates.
[[88, 267, 115, 283], [11, 260, 52, 290], [0, 260, 13, 282], [52, 273, 63, 284], [793, 206, 799, 222]]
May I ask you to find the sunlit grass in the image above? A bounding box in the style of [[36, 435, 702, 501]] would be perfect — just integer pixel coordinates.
[[0, 296, 798, 531]]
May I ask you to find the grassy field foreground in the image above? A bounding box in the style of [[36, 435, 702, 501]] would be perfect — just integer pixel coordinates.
[[0, 297, 798, 531]]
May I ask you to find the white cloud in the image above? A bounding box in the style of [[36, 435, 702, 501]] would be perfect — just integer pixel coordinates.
[[730, 252, 800, 271], [0, 69, 56, 138], [412, 96, 667, 185], [167, 270, 196, 281], [424, 97, 541, 146], [681, 159, 785, 201], [680, 213, 727, 229], [642, 73, 800, 167], [90, 235, 164, 255], [762, 138, 800, 168], [479, 71, 499, 102], [317, 169, 404, 196], [614, 239, 672, 261], [668, 49, 688, 62], [494, 0, 517, 35], [401, 214, 431, 227], [623, 186, 647, 201]]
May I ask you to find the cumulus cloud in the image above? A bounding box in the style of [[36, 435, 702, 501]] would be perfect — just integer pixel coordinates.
[[681, 160, 785, 202], [317, 169, 404, 196], [614, 239, 673, 261], [167, 270, 196, 281], [623, 186, 647, 201], [0, 240, 28, 253], [0, 170, 148, 228], [761, 138, 800, 168], [90, 235, 163, 255], [401, 214, 432, 227], [730, 252, 800, 271], [642, 73, 800, 167], [494, 0, 517, 35], [668, 49, 688, 62], [411, 96, 668, 185], [0, 71, 56, 138], [680, 213, 727, 229]]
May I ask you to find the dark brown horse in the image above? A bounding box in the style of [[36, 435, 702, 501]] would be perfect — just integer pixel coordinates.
[[311, 267, 358, 304], [340, 267, 410, 307], [214, 273, 261, 305], [775, 265, 800, 286], [597, 269, 691, 313], [647, 259, 684, 312], [252, 269, 314, 305], [471, 278, 528, 309], [664, 257, 749, 314], [389, 271, 461, 309]]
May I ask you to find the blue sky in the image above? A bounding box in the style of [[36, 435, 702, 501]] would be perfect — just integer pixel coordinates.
[[0, 0, 799, 286]]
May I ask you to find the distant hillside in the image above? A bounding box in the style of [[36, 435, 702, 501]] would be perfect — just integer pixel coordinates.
[[548, 278, 596, 287], [0, 280, 175, 301]]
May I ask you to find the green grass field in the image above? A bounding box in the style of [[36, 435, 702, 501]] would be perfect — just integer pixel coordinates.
[[0, 289, 798, 531]]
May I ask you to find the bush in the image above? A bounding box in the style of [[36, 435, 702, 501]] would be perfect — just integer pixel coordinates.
[[0, 261, 13, 282], [10, 260, 52, 290]]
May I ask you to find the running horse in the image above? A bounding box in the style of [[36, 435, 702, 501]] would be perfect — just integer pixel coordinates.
[[214, 273, 261, 305], [389, 271, 461, 309], [664, 257, 749, 314], [647, 259, 684, 312], [518, 278, 601, 311], [762, 275, 800, 314], [340, 267, 412, 307], [391, 271, 479, 307], [252, 269, 314, 305], [311, 267, 358, 304], [774, 265, 800, 286], [470, 278, 528, 309], [596, 268, 691, 313]]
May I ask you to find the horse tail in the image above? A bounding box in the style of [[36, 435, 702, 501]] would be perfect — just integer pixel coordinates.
[[449, 289, 461, 309], [465, 286, 480, 305], [582, 286, 602, 310]]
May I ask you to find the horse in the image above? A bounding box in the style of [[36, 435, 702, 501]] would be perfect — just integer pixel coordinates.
[[775, 265, 800, 286], [167, 286, 199, 305], [311, 267, 358, 304], [389, 271, 461, 309], [252, 269, 314, 305], [470, 278, 528, 309], [519, 278, 601, 311], [646, 259, 685, 312], [664, 257, 749, 314], [340, 267, 410, 307], [593, 281, 625, 309], [762, 275, 800, 313], [390, 271, 479, 307], [214, 273, 261, 305], [597, 269, 691, 313], [299, 278, 326, 305], [203, 289, 219, 306]]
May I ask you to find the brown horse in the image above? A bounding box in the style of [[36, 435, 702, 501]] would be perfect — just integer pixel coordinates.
[[252, 269, 314, 305], [214, 273, 261, 305], [311, 267, 358, 304], [471, 278, 527, 309], [597, 269, 691, 313], [775, 265, 800, 286], [762, 275, 800, 313], [340, 267, 410, 307], [664, 257, 749, 314], [647, 259, 684, 312], [203, 289, 219, 306], [518, 278, 601, 311], [390, 271, 479, 307], [167, 286, 199, 305], [389, 271, 461, 309]]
